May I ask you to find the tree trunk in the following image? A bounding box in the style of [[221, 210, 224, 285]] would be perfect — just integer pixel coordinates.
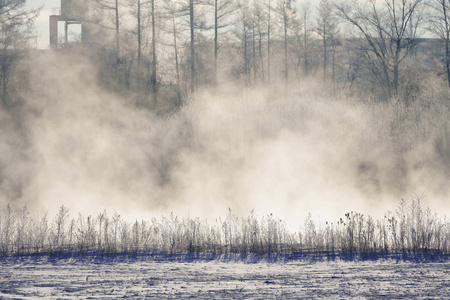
[[393, 42, 400, 98], [252, 16, 256, 85], [303, 8, 308, 76], [172, 13, 181, 103], [447, 34, 450, 88], [258, 15, 265, 82], [137, 0, 141, 66], [284, 11, 288, 88], [115, 0, 120, 59], [382, 61, 392, 99], [214, 0, 218, 86], [267, 0, 271, 85], [332, 42, 336, 92], [323, 26, 327, 82], [445, 0, 450, 88], [114, 0, 121, 84], [190, 0, 195, 93], [137, 0, 142, 96], [244, 18, 249, 85], [151, 0, 158, 105], [2, 35, 8, 107], [1, 72, 7, 108]]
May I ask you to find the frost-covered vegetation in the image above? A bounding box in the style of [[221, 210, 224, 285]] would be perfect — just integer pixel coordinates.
[[1, 198, 449, 257]]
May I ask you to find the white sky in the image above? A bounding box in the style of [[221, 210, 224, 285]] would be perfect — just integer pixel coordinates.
[[29, 0, 60, 48]]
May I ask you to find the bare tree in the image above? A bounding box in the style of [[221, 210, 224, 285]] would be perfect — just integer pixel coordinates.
[[275, 0, 298, 89], [267, 0, 272, 84], [254, 2, 267, 83], [159, 0, 205, 96], [94, 0, 129, 89], [127, 0, 148, 94], [0, 0, 39, 108], [336, 0, 424, 99], [126, 0, 144, 66], [212, 0, 238, 85], [316, 0, 339, 83], [190, 0, 195, 92], [428, 0, 450, 87], [95, 0, 121, 60], [150, 0, 158, 104], [162, 0, 183, 101], [235, 1, 252, 85], [329, 26, 340, 91], [138, 0, 142, 65], [252, 4, 257, 84], [301, 1, 312, 76]]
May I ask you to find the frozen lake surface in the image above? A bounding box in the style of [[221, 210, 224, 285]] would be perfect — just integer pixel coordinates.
[[0, 255, 449, 299]]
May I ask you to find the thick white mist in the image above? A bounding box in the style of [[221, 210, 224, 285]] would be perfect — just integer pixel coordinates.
[[1, 50, 449, 231]]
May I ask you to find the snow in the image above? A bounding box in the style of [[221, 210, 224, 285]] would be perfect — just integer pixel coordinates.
[[0, 255, 449, 298]]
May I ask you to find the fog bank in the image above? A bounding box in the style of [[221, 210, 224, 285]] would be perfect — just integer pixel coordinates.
[[1, 51, 449, 230]]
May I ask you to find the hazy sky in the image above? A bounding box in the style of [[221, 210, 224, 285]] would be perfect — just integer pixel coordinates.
[[28, 0, 59, 48]]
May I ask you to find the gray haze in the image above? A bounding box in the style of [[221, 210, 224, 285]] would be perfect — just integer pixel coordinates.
[[1, 51, 449, 230]]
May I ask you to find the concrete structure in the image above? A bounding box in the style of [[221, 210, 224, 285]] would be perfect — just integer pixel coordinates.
[[49, 0, 90, 48]]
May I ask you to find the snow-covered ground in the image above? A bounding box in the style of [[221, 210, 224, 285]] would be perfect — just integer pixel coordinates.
[[0, 256, 449, 299]]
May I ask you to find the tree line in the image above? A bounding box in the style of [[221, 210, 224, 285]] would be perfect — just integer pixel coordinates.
[[2, 0, 450, 109]]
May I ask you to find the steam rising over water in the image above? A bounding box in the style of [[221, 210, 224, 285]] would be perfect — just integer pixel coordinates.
[[1, 51, 450, 230]]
